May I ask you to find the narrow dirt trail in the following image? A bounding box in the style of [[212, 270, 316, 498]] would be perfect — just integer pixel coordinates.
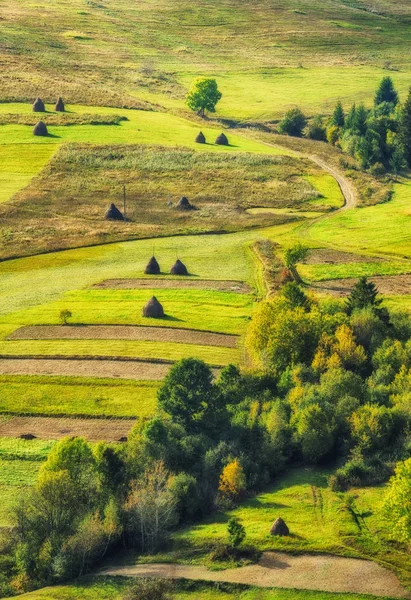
[[307, 155, 357, 210], [103, 552, 410, 599]]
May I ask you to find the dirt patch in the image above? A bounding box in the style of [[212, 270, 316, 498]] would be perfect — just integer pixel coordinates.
[[0, 358, 170, 380], [92, 279, 252, 294], [103, 551, 410, 598], [304, 248, 384, 265], [311, 274, 411, 297], [0, 415, 135, 442], [9, 326, 238, 348]]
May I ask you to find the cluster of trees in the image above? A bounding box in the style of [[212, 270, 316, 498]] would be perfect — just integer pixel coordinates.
[[8, 275, 411, 592], [279, 77, 411, 175]]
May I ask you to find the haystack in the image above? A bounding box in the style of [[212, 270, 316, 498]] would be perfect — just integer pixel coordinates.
[[33, 97, 45, 112], [170, 259, 188, 275], [55, 96, 65, 112], [145, 256, 160, 275], [105, 203, 124, 221], [143, 296, 164, 318], [270, 517, 289, 536], [177, 196, 194, 210], [33, 121, 48, 136], [215, 132, 229, 146], [195, 131, 206, 144]]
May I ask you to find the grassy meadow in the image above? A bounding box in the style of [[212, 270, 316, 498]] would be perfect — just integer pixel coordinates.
[[13, 577, 397, 600]]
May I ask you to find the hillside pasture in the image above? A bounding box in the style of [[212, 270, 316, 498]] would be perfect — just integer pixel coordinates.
[[0, 141, 317, 260]]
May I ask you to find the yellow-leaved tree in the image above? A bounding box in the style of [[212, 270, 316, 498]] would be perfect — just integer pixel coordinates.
[[218, 459, 246, 507]]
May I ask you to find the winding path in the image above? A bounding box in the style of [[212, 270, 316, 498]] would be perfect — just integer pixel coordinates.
[[103, 552, 410, 599], [308, 155, 357, 210]]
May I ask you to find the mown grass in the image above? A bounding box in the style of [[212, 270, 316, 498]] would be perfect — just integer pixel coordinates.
[[0, 376, 159, 418], [171, 468, 411, 587], [0, 138, 309, 260], [14, 577, 400, 600], [300, 261, 411, 282], [0, 436, 54, 528], [2, 289, 254, 335], [305, 174, 344, 209]]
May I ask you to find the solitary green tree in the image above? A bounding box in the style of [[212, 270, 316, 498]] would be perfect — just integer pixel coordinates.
[[374, 76, 398, 108], [59, 309, 72, 325], [186, 78, 222, 117], [331, 101, 345, 128], [278, 108, 307, 137], [399, 87, 411, 167], [227, 517, 246, 549], [346, 277, 389, 324]]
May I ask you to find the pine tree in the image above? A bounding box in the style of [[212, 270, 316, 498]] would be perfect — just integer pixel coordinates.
[[331, 101, 345, 127], [399, 87, 411, 167], [375, 76, 399, 107], [390, 143, 407, 178], [346, 277, 382, 314], [353, 104, 369, 136], [345, 104, 357, 131]]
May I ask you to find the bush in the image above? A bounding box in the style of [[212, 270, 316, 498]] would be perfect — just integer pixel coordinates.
[[227, 517, 246, 549], [278, 108, 307, 137], [123, 578, 172, 600], [307, 117, 327, 141], [369, 162, 386, 176], [329, 457, 391, 492]]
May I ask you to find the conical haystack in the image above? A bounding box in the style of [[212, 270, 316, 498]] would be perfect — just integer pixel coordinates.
[[215, 132, 229, 146], [55, 97, 65, 112], [170, 259, 188, 275], [195, 131, 206, 144], [33, 121, 48, 136], [104, 203, 124, 221], [143, 296, 164, 318], [177, 196, 194, 210], [33, 97, 45, 112], [145, 256, 160, 275], [270, 517, 289, 536]]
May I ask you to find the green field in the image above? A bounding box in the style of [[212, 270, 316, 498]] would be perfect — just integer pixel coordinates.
[[15, 577, 397, 600], [0, 376, 159, 418]]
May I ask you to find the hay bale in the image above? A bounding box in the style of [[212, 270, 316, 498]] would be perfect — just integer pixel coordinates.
[[177, 196, 194, 210], [195, 131, 206, 144], [33, 121, 48, 136], [19, 433, 36, 440], [145, 256, 161, 275], [215, 132, 229, 146], [270, 517, 289, 536], [33, 97, 45, 112], [55, 96, 65, 112], [143, 296, 164, 318], [105, 203, 124, 221], [170, 259, 188, 275]]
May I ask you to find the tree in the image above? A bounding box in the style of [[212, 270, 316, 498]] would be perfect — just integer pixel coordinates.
[[125, 461, 177, 553], [353, 104, 368, 136], [331, 101, 345, 127], [375, 76, 398, 108], [218, 459, 246, 506], [292, 404, 334, 463], [227, 517, 246, 549], [390, 143, 407, 178], [186, 78, 222, 117], [59, 309, 72, 325], [398, 88, 411, 167], [346, 277, 389, 323], [382, 458, 411, 544], [307, 116, 327, 141], [284, 243, 309, 284], [157, 358, 216, 433], [278, 108, 307, 137], [326, 125, 341, 146], [350, 404, 396, 456], [345, 104, 357, 131], [281, 281, 310, 309]]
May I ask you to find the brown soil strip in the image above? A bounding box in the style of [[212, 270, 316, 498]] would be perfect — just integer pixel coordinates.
[[0, 416, 135, 443], [304, 248, 384, 265], [311, 274, 411, 297], [92, 279, 252, 293], [103, 552, 410, 599], [9, 325, 238, 348], [0, 358, 170, 380]]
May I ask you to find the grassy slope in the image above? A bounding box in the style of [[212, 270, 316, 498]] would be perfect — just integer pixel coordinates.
[[2, 1, 411, 120], [171, 468, 411, 587], [14, 577, 396, 600]]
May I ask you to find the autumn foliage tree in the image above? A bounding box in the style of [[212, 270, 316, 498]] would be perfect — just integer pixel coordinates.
[[218, 459, 246, 507]]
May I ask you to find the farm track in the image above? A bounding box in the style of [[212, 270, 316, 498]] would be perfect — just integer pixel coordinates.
[[0, 415, 135, 442], [308, 155, 357, 210], [0, 358, 171, 380], [103, 551, 410, 599], [92, 279, 252, 293], [9, 325, 238, 349]]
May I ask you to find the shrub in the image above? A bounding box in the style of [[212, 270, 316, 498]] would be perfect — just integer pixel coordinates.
[[227, 517, 246, 549], [123, 578, 172, 600], [278, 108, 307, 137]]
